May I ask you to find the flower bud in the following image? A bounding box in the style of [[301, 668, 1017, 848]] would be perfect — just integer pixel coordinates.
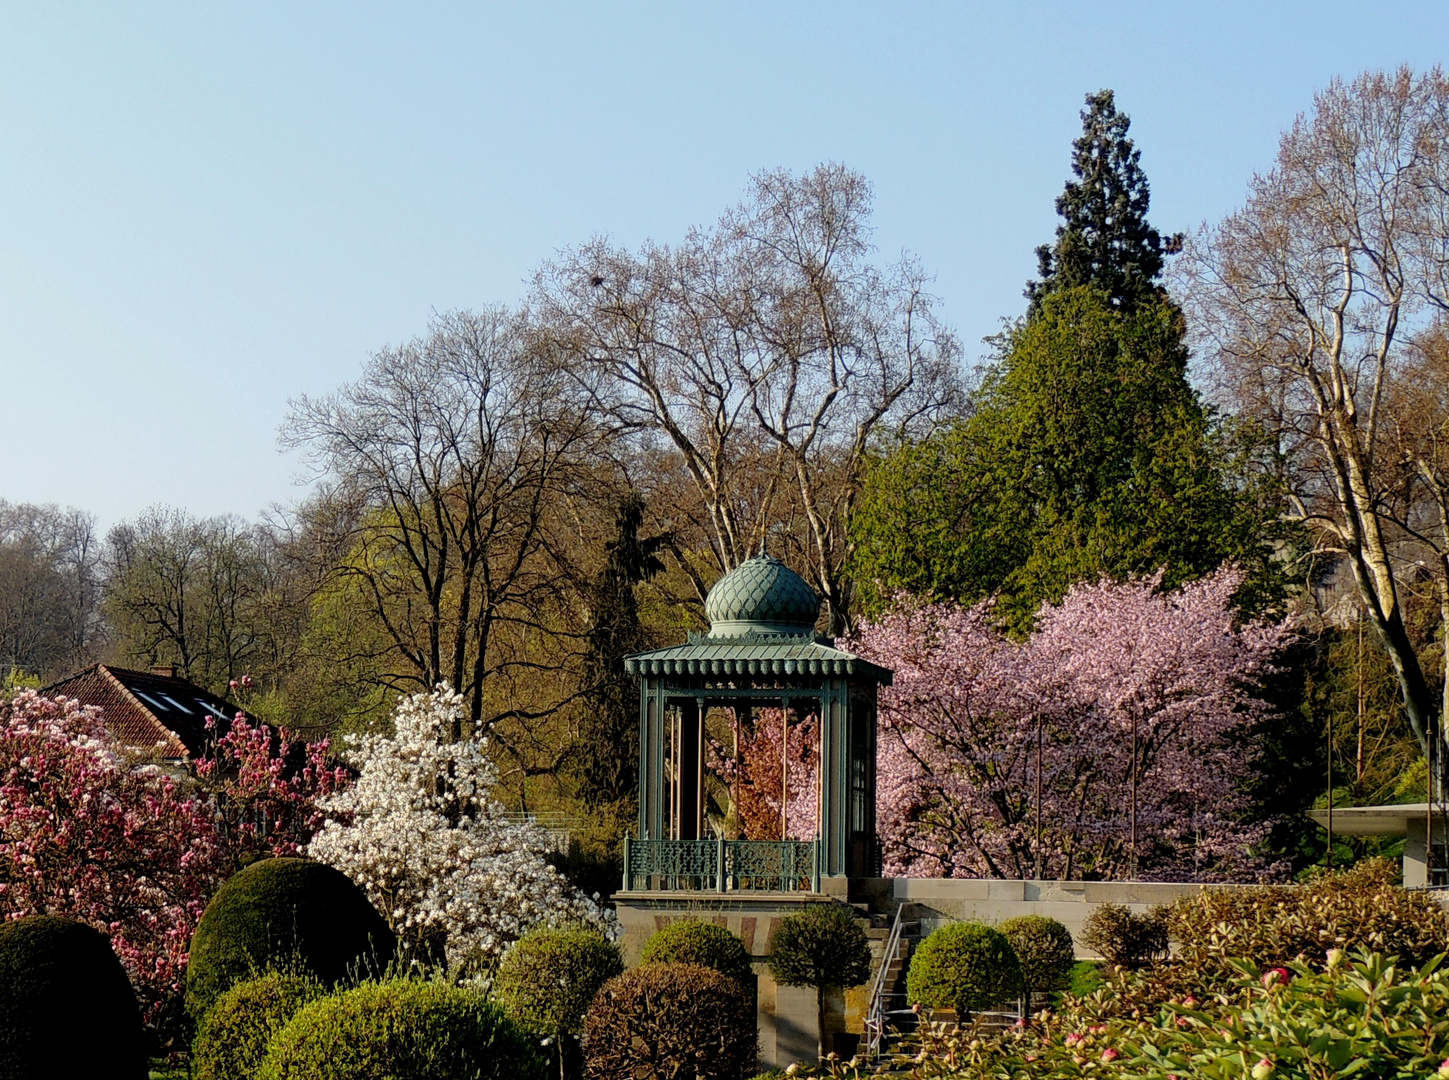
[[1437, 1059, 1449, 1078], [1101, 1048, 1121, 1063], [1252, 1058, 1274, 1080], [1326, 948, 1344, 971]]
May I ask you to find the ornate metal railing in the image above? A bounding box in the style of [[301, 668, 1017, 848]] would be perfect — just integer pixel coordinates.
[[622, 836, 820, 893]]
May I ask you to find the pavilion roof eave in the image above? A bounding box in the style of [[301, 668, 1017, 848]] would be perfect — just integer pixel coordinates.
[[623, 633, 893, 685]]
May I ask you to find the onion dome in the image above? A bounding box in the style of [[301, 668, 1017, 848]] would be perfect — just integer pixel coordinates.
[[704, 553, 820, 637]]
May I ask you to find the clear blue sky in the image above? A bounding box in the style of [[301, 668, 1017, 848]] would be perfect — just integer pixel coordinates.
[[2, 2, 1444, 528]]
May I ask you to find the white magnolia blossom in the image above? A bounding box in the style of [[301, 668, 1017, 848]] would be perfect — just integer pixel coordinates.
[[308, 687, 613, 969]]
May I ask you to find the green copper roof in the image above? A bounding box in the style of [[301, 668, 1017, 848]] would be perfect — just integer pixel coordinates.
[[624, 553, 891, 684], [704, 553, 820, 636], [623, 633, 892, 685]]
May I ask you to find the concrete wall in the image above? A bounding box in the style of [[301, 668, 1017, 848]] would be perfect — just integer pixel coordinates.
[[892, 877, 1217, 959]]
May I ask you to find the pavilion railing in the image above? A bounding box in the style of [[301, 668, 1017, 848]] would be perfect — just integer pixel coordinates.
[[622, 836, 820, 893]]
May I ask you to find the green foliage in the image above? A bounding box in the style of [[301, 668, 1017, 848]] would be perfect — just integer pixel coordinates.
[[494, 927, 623, 1037], [185, 857, 396, 1020], [906, 921, 1021, 1016], [192, 971, 326, 1080], [997, 915, 1075, 997], [642, 921, 754, 989], [0, 915, 147, 1080], [1067, 960, 1105, 998], [1080, 903, 1168, 971], [767, 903, 873, 993], [851, 287, 1283, 631], [1166, 858, 1449, 974], [1027, 89, 1178, 314], [897, 953, 1449, 1080], [583, 963, 756, 1080], [258, 979, 542, 1080]]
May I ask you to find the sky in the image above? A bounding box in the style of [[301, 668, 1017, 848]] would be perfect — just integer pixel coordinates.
[[1, 2, 1445, 529]]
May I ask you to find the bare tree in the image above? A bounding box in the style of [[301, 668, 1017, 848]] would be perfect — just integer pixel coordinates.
[[282, 307, 605, 748], [530, 164, 961, 633], [103, 507, 279, 692], [0, 501, 103, 682], [1181, 67, 1449, 770]]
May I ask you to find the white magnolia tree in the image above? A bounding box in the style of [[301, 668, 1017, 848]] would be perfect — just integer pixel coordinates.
[[308, 687, 612, 970]]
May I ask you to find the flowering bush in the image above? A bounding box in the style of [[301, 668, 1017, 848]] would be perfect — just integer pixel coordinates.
[[708, 707, 820, 840], [852, 570, 1289, 882], [0, 691, 228, 1027], [308, 687, 613, 970], [193, 712, 350, 867], [876, 952, 1449, 1080]]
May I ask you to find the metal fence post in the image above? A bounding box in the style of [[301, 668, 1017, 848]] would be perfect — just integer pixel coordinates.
[[716, 835, 727, 892], [622, 833, 632, 893], [811, 839, 821, 894]]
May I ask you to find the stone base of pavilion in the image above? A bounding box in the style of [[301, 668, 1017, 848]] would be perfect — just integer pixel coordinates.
[[614, 876, 1215, 1071]]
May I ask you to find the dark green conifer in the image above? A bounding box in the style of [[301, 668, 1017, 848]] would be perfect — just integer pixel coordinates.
[[1026, 89, 1182, 315], [571, 495, 666, 808]]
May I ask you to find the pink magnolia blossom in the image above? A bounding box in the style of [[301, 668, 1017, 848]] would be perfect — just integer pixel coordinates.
[[850, 568, 1291, 882], [0, 691, 229, 1025], [193, 712, 350, 866]]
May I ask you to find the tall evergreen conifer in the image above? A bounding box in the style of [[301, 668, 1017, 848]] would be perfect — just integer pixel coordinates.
[[1026, 90, 1181, 315], [571, 496, 665, 809]]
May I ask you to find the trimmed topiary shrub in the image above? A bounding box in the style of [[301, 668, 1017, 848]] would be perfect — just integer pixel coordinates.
[[258, 979, 544, 1080], [642, 920, 754, 989], [998, 915, 1075, 999], [583, 963, 756, 1080], [1081, 903, 1168, 970], [766, 903, 872, 1058], [495, 927, 622, 1078], [906, 920, 1021, 1017], [186, 857, 396, 1019], [192, 971, 327, 1080], [1166, 857, 1449, 972], [0, 915, 148, 1080]]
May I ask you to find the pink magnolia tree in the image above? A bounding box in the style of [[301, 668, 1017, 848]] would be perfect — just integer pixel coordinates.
[[193, 712, 350, 867], [0, 691, 229, 1025], [851, 569, 1292, 882]]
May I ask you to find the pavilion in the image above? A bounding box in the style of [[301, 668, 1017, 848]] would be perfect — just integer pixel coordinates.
[[620, 552, 892, 892]]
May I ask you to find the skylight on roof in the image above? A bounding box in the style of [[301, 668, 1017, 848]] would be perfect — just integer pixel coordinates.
[[132, 690, 169, 712], [159, 694, 193, 714]]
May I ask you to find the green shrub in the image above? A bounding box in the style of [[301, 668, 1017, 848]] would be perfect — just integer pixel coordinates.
[[1080, 903, 1168, 970], [767, 903, 873, 1058], [0, 915, 147, 1080], [494, 927, 622, 1037], [906, 920, 1020, 1016], [258, 979, 544, 1080], [583, 963, 756, 1080], [192, 971, 326, 1080], [998, 915, 1075, 997], [186, 857, 396, 1019], [1166, 857, 1449, 972], [642, 920, 754, 988]]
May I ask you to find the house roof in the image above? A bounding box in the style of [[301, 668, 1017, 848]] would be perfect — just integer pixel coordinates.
[[624, 632, 893, 685], [41, 664, 252, 760]]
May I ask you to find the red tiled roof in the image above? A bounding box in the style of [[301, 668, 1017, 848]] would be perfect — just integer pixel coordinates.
[[42, 665, 252, 760]]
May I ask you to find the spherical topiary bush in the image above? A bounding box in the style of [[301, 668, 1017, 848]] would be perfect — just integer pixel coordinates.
[[642, 920, 754, 989], [192, 971, 327, 1080], [257, 980, 544, 1080], [906, 921, 1021, 1017], [583, 963, 756, 1080], [494, 926, 622, 1076], [186, 857, 396, 1020], [997, 915, 1075, 999], [0, 915, 148, 1080]]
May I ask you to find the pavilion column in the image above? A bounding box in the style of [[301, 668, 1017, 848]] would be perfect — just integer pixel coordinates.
[[675, 698, 704, 840]]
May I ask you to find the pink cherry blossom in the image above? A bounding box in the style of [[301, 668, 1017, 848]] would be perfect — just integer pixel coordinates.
[[850, 568, 1291, 881]]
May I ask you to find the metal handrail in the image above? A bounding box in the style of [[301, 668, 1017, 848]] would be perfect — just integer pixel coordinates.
[[865, 904, 904, 1060]]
